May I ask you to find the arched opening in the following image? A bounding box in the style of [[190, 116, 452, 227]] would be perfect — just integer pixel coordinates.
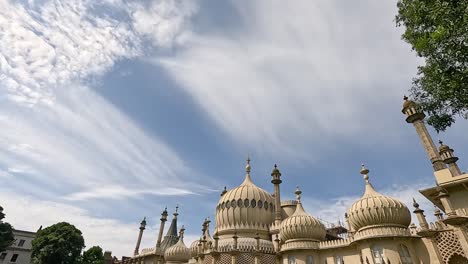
[[448, 254, 468, 264]]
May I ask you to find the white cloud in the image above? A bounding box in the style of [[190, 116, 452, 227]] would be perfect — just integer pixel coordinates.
[[0, 0, 196, 106], [157, 0, 422, 161], [1, 191, 200, 257]]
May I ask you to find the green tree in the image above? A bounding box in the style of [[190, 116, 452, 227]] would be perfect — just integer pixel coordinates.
[[81, 246, 104, 264], [0, 205, 15, 252], [396, 0, 468, 132], [31, 222, 85, 264]]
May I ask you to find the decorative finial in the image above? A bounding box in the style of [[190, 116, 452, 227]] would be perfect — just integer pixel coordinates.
[[246, 156, 251, 173], [295, 186, 302, 202], [403, 95, 408, 100], [360, 163, 370, 182], [180, 225, 185, 238], [412, 198, 420, 208]]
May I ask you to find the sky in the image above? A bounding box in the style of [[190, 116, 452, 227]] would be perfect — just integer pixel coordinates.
[[1, 0, 467, 258]]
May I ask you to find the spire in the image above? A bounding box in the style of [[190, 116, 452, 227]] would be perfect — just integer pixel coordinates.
[[241, 157, 254, 185], [271, 164, 283, 225], [434, 205, 444, 221], [412, 198, 429, 229], [360, 163, 379, 197], [295, 186, 302, 203], [159, 206, 180, 251]]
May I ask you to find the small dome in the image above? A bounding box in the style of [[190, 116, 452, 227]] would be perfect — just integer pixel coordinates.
[[189, 239, 200, 258], [438, 140, 450, 152], [164, 228, 190, 262], [215, 159, 274, 237], [347, 166, 411, 232], [402, 96, 417, 111], [280, 188, 326, 242]]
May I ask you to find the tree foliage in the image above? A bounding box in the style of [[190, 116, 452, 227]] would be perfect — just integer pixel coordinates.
[[81, 246, 104, 264], [31, 222, 85, 264], [396, 0, 468, 132], [0, 206, 15, 252]]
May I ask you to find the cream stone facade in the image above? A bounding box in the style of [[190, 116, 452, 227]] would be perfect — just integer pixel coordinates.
[[114, 99, 468, 264]]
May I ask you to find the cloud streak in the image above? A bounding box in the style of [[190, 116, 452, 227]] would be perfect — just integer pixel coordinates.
[[157, 0, 422, 161]]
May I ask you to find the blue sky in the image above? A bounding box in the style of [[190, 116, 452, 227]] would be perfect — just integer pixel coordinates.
[[1, 0, 467, 257]]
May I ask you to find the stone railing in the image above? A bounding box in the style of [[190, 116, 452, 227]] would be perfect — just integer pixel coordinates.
[[353, 226, 411, 241]]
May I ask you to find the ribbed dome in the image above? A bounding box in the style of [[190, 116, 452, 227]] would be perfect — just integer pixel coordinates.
[[347, 167, 411, 232], [164, 229, 190, 262], [280, 189, 326, 242], [215, 160, 274, 237], [189, 239, 200, 258]]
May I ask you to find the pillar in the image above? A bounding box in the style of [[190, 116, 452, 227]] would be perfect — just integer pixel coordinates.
[[413, 198, 429, 230], [155, 207, 168, 250], [402, 97, 446, 171], [271, 164, 283, 226], [134, 217, 146, 255]]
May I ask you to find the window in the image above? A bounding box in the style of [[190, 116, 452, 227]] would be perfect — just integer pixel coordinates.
[[371, 245, 385, 264], [237, 199, 243, 208], [306, 255, 315, 264], [244, 199, 250, 207], [251, 199, 256, 208], [0, 253, 7, 260], [258, 200, 263, 208], [399, 244, 413, 264], [335, 256, 344, 264], [231, 200, 236, 208], [288, 256, 296, 264], [17, 240, 25, 247], [10, 254, 18, 263], [264, 202, 269, 210]]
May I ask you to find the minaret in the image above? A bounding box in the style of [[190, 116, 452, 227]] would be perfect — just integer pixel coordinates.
[[134, 217, 147, 255], [401, 96, 446, 171], [271, 164, 283, 226], [155, 207, 168, 250], [438, 140, 462, 176], [436, 186, 456, 217], [412, 198, 429, 230]]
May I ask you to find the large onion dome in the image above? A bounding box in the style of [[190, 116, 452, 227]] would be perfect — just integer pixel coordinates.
[[280, 187, 326, 243], [215, 159, 274, 238], [347, 165, 411, 233], [164, 227, 190, 263], [189, 239, 200, 258]]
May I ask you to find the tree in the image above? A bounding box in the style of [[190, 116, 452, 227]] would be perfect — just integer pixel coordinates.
[[81, 246, 104, 264], [0, 205, 15, 252], [31, 222, 85, 264], [396, 0, 468, 132]]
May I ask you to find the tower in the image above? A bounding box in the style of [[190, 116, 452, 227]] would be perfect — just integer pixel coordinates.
[[401, 96, 446, 171], [156, 207, 169, 250], [134, 217, 146, 256], [271, 164, 282, 227]]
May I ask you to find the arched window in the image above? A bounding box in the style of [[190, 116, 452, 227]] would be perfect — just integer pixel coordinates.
[[398, 244, 413, 264], [335, 256, 344, 264], [288, 256, 296, 264], [306, 255, 314, 264], [371, 245, 385, 264]]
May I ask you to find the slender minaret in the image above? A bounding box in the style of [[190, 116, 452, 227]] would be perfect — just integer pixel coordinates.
[[134, 217, 147, 255], [155, 207, 168, 250], [436, 186, 456, 217], [438, 140, 462, 176], [402, 96, 446, 171], [412, 198, 429, 230], [271, 164, 283, 226]]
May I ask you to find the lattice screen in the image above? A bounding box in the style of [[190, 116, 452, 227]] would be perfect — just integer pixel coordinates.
[[261, 254, 276, 264], [435, 230, 467, 263], [238, 253, 255, 264], [203, 255, 213, 264], [217, 254, 231, 264]]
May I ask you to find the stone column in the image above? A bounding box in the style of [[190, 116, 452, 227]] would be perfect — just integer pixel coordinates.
[[134, 217, 147, 256]]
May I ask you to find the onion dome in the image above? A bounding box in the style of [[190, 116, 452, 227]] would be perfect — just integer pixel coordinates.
[[189, 239, 201, 258], [280, 187, 326, 242], [164, 226, 190, 262], [347, 165, 411, 232], [215, 158, 274, 237]]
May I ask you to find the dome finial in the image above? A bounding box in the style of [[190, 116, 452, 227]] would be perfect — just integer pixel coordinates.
[[412, 198, 420, 208], [246, 156, 251, 174], [295, 186, 302, 202], [360, 163, 370, 182]]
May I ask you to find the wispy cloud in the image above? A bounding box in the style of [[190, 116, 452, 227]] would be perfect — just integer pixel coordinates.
[[157, 0, 421, 161]]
